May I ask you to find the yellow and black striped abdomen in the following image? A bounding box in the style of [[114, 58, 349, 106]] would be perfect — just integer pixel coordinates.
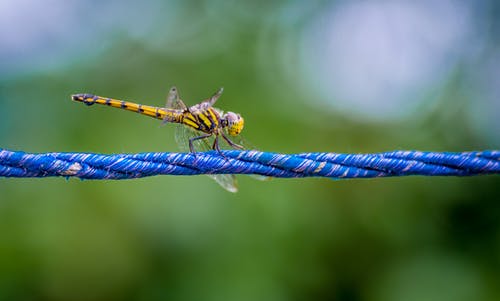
[[181, 107, 220, 134], [72, 94, 182, 122]]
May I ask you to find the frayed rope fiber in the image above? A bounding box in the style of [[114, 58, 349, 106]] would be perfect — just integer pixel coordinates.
[[1, 148, 499, 180]]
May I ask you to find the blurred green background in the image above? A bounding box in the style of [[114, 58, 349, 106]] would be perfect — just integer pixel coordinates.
[[1, 0, 500, 300]]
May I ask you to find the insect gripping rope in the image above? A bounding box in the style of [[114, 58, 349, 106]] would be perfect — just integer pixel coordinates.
[[71, 87, 248, 192]]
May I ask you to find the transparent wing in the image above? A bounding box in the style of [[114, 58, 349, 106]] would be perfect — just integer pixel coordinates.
[[174, 124, 238, 193], [165, 86, 187, 110], [221, 128, 256, 150]]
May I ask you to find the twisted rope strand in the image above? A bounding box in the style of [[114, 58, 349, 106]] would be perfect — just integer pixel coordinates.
[[1, 148, 499, 180]]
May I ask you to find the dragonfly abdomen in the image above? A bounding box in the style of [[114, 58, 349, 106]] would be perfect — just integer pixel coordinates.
[[72, 94, 181, 122]]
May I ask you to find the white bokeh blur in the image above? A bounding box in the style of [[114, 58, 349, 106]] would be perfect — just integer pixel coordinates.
[[298, 0, 480, 122]]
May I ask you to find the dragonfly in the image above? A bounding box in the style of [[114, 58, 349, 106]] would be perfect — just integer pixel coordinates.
[[71, 87, 251, 192]]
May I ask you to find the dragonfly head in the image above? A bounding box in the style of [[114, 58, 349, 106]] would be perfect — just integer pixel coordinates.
[[224, 111, 244, 136]]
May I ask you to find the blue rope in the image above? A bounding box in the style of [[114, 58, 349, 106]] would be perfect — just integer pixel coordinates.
[[1, 148, 499, 180]]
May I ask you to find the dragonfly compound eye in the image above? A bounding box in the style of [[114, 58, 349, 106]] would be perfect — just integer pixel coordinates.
[[225, 112, 244, 136]]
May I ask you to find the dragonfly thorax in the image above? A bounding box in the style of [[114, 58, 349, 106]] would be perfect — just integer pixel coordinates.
[[223, 111, 244, 136]]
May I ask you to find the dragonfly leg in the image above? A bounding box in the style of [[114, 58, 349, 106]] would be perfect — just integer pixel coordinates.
[[221, 132, 244, 150], [212, 135, 220, 152], [189, 133, 213, 153], [212, 134, 229, 159]]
